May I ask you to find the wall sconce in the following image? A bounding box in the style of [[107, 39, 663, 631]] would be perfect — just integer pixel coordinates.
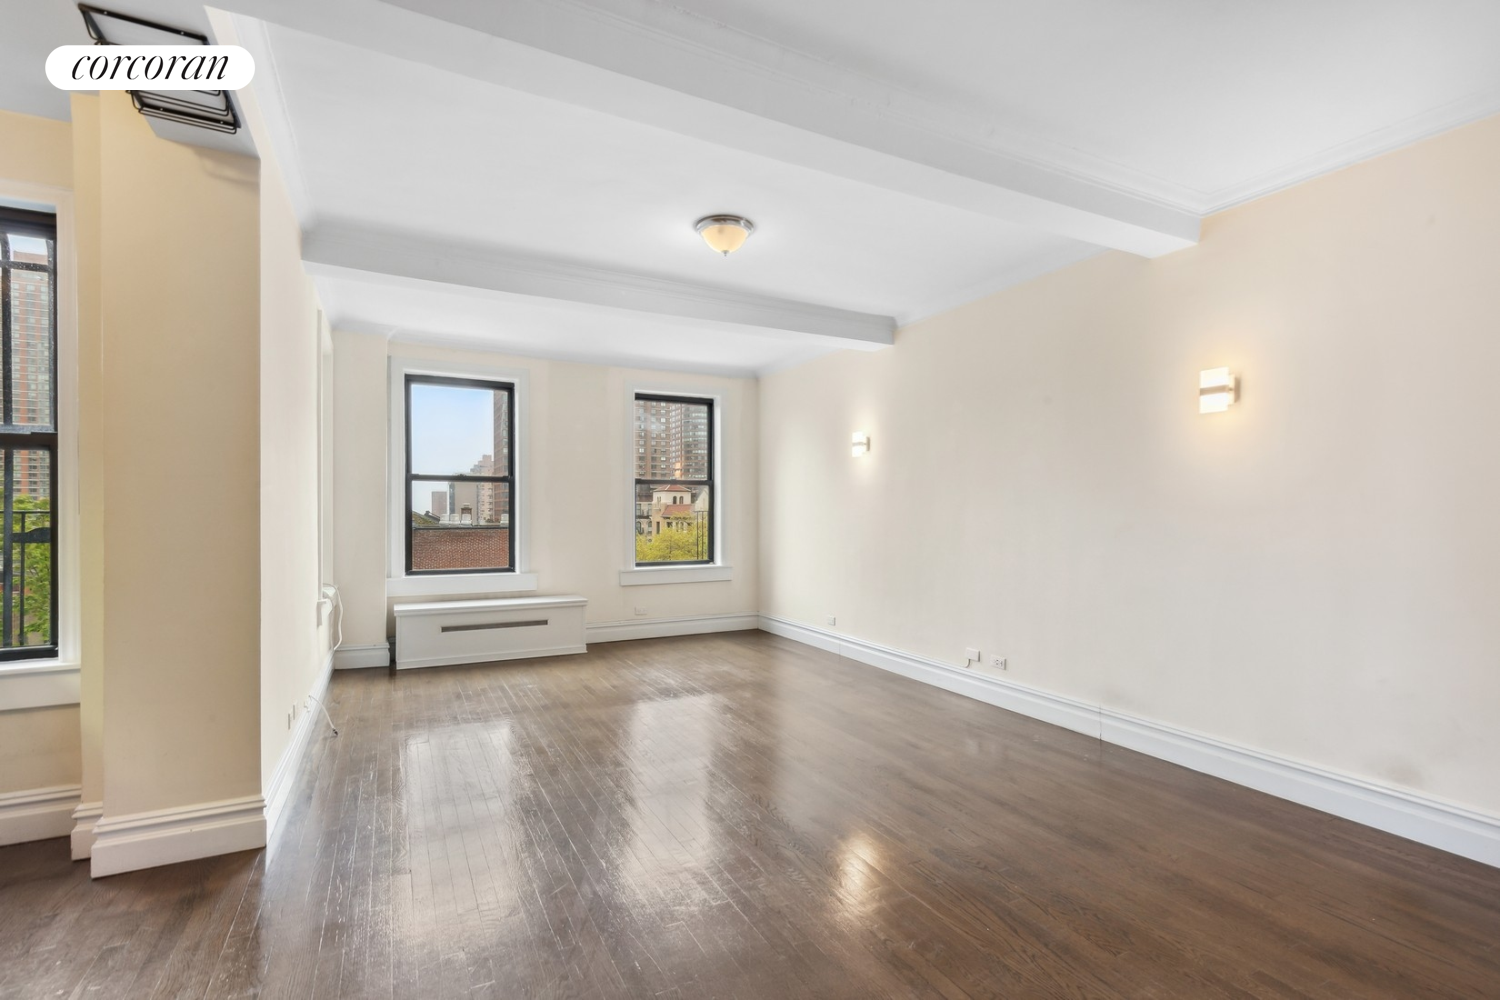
[[1199, 367, 1238, 414], [851, 431, 871, 457]]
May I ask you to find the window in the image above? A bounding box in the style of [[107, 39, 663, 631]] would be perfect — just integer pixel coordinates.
[[633, 393, 713, 566], [404, 374, 515, 574], [0, 208, 57, 660]]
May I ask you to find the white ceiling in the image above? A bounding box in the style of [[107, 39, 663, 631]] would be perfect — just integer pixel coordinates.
[[618, 0, 1500, 208], [5, 0, 1500, 374], [264, 22, 1096, 321], [0, 1, 86, 121]]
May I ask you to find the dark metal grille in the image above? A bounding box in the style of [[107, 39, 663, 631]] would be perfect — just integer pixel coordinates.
[[0, 207, 58, 660]]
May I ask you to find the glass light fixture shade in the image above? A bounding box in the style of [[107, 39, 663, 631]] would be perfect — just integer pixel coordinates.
[[851, 431, 870, 457], [1198, 367, 1238, 413], [695, 215, 754, 256]]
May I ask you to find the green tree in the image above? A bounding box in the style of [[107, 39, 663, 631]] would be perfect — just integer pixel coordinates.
[[635, 517, 709, 563], [4, 494, 51, 646]]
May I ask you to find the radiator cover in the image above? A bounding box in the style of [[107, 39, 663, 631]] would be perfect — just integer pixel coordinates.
[[393, 595, 588, 670]]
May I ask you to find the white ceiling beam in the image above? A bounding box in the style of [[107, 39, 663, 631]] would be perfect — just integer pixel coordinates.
[[302, 226, 895, 349], [216, 0, 1199, 257]]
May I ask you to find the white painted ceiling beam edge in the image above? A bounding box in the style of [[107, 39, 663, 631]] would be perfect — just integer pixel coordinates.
[[302, 228, 895, 348], [226, 0, 1198, 257], [211, 11, 317, 228], [336, 318, 771, 380]]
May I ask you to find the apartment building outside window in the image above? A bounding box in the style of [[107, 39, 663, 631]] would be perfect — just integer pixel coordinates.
[[0, 207, 57, 660], [405, 374, 515, 574], [633, 393, 714, 566]]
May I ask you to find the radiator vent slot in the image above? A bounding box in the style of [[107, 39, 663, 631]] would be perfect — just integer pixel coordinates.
[[441, 619, 548, 633]]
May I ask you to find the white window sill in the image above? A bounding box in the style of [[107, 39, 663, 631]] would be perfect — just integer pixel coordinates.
[[619, 565, 734, 586], [0, 660, 81, 711], [386, 573, 539, 599]]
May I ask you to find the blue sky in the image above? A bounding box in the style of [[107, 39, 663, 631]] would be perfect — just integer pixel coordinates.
[[409, 382, 501, 475]]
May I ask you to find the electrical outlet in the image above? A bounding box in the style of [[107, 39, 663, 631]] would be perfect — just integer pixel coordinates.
[[633, 607, 648, 617], [963, 647, 980, 663], [991, 656, 1007, 670], [826, 615, 837, 627]]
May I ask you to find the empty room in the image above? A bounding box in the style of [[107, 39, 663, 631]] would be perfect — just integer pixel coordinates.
[[2, 1, 1498, 996]]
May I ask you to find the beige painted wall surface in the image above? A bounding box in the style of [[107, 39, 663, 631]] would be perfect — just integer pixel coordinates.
[[71, 95, 105, 814], [0, 109, 70, 188], [331, 336, 759, 643], [0, 705, 82, 794], [0, 108, 82, 800], [97, 92, 261, 817], [330, 330, 388, 648], [760, 113, 1500, 816], [256, 118, 331, 788]]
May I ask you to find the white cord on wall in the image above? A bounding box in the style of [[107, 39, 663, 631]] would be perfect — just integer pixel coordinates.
[[311, 584, 344, 737]]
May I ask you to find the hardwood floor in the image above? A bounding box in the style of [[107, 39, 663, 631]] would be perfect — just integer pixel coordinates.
[[3, 631, 1499, 998]]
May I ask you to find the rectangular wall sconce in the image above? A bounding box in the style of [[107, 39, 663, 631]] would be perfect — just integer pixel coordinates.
[[1199, 368, 1238, 414], [851, 431, 870, 457]]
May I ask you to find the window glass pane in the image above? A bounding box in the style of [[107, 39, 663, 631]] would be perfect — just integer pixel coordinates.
[[409, 380, 510, 477], [634, 481, 710, 564], [9, 266, 53, 428], [410, 480, 511, 571], [633, 397, 709, 480], [2, 448, 52, 648], [5, 234, 48, 260]]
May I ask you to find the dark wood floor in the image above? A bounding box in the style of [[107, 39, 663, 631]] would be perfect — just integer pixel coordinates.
[[3, 632, 1499, 998]]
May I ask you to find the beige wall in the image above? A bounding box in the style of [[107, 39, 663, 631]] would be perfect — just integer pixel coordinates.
[[0, 705, 82, 795], [0, 109, 83, 803], [331, 336, 759, 643], [0, 109, 71, 187], [760, 113, 1500, 817], [71, 94, 105, 815], [257, 121, 331, 787], [97, 92, 262, 817]]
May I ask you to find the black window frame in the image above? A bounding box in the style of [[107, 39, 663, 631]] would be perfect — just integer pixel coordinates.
[[633, 392, 715, 567], [404, 373, 516, 576], [0, 206, 59, 662]]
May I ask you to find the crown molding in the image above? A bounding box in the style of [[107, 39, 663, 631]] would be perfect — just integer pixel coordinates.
[[369, 323, 763, 380], [896, 244, 1108, 327], [1194, 87, 1500, 214]]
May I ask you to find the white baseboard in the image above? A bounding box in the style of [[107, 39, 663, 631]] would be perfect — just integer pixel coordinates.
[[758, 615, 1500, 870], [0, 784, 81, 847], [264, 651, 334, 844], [90, 794, 266, 878], [758, 616, 1102, 737], [333, 643, 390, 670], [71, 800, 102, 860], [587, 612, 760, 644]]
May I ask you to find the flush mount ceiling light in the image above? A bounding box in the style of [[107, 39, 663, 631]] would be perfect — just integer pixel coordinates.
[[695, 215, 754, 256], [851, 431, 870, 457]]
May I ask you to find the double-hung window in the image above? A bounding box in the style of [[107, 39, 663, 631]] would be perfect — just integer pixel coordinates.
[[404, 374, 515, 574], [0, 208, 58, 660], [633, 393, 714, 566]]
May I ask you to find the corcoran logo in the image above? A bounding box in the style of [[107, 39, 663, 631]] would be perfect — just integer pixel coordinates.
[[45, 45, 255, 91]]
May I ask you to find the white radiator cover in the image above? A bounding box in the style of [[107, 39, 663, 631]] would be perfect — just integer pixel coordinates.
[[394, 595, 588, 670]]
